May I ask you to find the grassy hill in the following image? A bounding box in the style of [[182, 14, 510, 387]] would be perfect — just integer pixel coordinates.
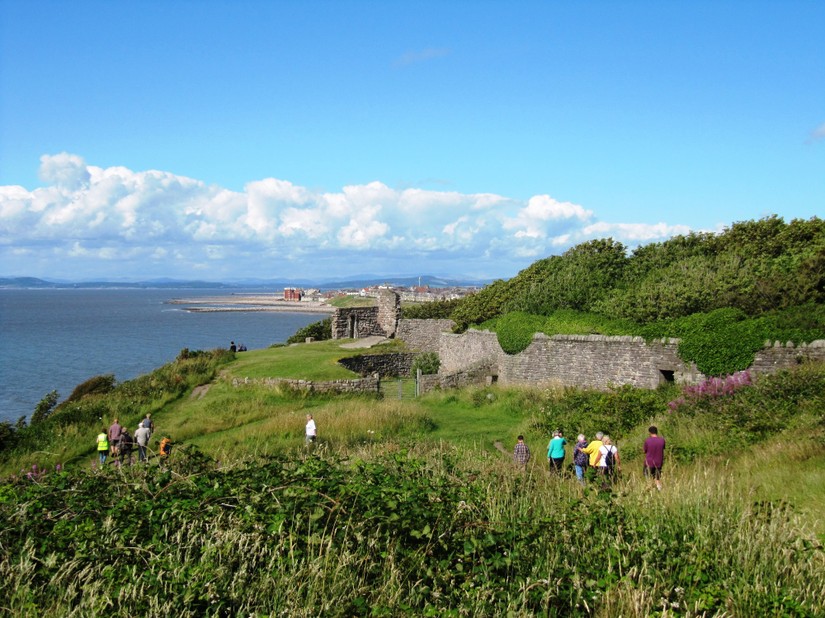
[[1, 337, 824, 616]]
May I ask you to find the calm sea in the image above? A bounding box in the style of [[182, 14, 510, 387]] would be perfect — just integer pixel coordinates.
[[0, 289, 322, 423]]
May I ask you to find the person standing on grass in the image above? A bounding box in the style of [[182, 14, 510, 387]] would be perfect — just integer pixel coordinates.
[[643, 425, 666, 491], [305, 414, 317, 445], [108, 418, 122, 458], [546, 430, 567, 474], [573, 434, 589, 485], [119, 427, 134, 466], [142, 413, 155, 436], [582, 431, 605, 471], [595, 436, 620, 485], [513, 435, 531, 467], [96, 428, 109, 465], [134, 423, 151, 462]]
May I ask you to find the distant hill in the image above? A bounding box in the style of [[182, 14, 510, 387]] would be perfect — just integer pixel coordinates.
[[0, 274, 490, 290]]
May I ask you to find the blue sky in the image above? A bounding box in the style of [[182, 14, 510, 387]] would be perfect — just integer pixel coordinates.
[[1, 0, 823, 282]]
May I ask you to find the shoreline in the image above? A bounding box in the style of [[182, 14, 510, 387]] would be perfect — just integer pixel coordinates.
[[168, 295, 335, 314]]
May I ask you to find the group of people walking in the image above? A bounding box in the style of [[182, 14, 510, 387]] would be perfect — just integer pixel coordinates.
[[96, 414, 159, 466], [514, 426, 666, 489]]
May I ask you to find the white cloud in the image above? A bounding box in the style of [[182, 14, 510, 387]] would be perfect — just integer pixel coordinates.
[[580, 221, 692, 242], [0, 154, 697, 280]]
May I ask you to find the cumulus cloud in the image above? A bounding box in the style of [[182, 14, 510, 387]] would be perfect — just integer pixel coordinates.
[[0, 154, 695, 280]]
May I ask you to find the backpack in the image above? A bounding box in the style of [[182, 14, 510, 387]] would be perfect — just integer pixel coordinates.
[[603, 446, 616, 471]]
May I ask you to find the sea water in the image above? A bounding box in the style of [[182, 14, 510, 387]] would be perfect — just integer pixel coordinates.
[[0, 289, 322, 423]]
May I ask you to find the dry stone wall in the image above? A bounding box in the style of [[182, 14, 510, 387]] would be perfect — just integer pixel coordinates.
[[396, 319, 455, 352], [749, 340, 825, 373], [232, 374, 380, 395], [338, 352, 418, 377], [434, 328, 825, 390]]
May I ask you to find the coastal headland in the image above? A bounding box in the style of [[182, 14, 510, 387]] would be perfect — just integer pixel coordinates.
[[167, 294, 335, 313]]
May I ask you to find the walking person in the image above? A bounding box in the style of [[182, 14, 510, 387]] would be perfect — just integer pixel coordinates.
[[546, 430, 567, 474], [595, 436, 620, 487], [119, 427, 134, 466], [96, 428, 109, 465], [582, 431, 605, 482], [107, 418, 123, 459], [305, 414, 317, 446], [141, 413, 155, 435], [513, 435, 531, 468], [134, 423, 151, 462], [572, 434, 589, 485], [643, 426, 666, 491]]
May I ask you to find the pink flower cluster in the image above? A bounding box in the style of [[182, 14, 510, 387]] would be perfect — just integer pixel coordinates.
[[668, 370, 753, 412]]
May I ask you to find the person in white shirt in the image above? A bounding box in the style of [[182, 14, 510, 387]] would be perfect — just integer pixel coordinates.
[[305, 414, 317, 445]]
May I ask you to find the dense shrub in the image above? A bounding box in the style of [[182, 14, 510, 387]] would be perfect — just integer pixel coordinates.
[[286, 317, 332, 344], [64, 374, 116, 404], [402, 297, 462, 319], [451, 215, 825, 329], [533, 384, 676, 439], [410, 352, 440, 376]]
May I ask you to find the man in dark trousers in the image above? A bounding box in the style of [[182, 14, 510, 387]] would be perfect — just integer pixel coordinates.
[[644, 426, 666, 491]]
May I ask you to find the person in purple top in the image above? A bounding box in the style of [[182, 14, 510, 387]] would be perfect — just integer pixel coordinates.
[[643, 426, 666, 491], [572, 434, 589, 486], [107, 418, 123, 457]]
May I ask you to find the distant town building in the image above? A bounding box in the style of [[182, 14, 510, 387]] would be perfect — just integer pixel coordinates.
[[284, 287, 303, 301]]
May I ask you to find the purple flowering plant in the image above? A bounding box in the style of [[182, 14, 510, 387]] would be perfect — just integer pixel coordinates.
[[668, 370, 753, 412]]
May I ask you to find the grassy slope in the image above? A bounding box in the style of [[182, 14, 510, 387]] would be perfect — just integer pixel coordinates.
[[166, 349, 825, 537]]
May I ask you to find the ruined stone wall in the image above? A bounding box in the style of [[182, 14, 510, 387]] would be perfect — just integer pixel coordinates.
[[436, 328, 825, 391], [750, 340, 825, 373], [331, 307, 383, 339], [498, 334, 702, 389], [377, 290, 401, 338], [331, 291, 400, 339], [396, 319, 455, 352], [437, 330, 702, 390], [338, 352, 418, 377], [232, 374, 380, 395], [439, 330, 503, 375]]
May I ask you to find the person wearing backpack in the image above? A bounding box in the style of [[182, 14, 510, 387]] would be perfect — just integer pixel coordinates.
[[595, 436, 620, 483]]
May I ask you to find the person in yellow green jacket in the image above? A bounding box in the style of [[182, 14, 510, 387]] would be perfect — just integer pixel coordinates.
[[96, 428, 109, 465], [581, 431, 604, 468]]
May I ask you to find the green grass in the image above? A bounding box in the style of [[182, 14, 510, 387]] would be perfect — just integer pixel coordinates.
[[227, 340, 363, 380], [3, 354, 825, 616], [326, 295, 376, 308]]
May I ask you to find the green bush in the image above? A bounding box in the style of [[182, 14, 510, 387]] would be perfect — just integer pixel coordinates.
[[64, 374, 116, 404], [410, 352, 440, 376], [286, 317, 332, 344]]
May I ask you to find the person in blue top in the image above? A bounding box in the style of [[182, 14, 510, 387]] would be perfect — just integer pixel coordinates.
[[546, 430, 567, 474]]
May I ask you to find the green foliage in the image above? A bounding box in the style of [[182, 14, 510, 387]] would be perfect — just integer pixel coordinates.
[[64, 374, 116, 404], [651, 363, 825, 461], [410, 352, 440, 376], [402, 297, 462, 319], [483, 312, 547, 354], [30, 390, 59, 425], [0, 349, 233, 466], [640, 306, 825, 376], [286, 317, 332, 344], [2, 437, 823, 616], [451, 215, 825, 328], [513, 238, 629, 315], [533, 384, 676, 440]]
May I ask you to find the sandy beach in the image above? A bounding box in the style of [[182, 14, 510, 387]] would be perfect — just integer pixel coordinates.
[[167, 295, 336, 313]]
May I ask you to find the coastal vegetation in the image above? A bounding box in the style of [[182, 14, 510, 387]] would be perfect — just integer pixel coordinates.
[[2, 214, 824, 615], [1, 359, 824, 616]]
